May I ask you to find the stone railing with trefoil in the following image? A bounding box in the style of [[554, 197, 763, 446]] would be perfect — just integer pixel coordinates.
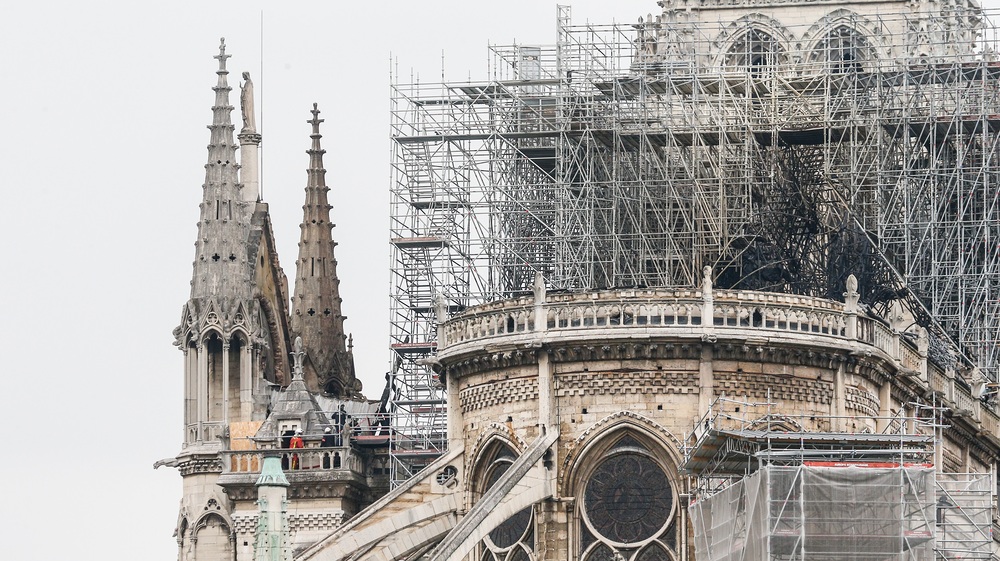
[[442, 288, 857, 353], [437, 274, 991, 424], [222, 447, 363, 476]]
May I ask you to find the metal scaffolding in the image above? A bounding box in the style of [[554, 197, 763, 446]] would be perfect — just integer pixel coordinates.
[[388, 5, 1000, 483], [684, 396, 994, 560]]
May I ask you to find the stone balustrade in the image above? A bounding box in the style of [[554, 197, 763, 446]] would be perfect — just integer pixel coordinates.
[[899, 340, 922, 372], [442, 289, 862, 346], [185, 421, 227, 446], [954, 383, 979, 417], [222, 447, 363, 476], [982, 406, 1000, 437], [930, 368, 953, 402], [442, 289, 854, 349], [438, 287, 993, 423]]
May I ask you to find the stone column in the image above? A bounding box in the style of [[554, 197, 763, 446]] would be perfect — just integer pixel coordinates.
[[535, 499, 569, 560], [832, 361, 846, 432], [223, 340, 231, 425], [447, 369, 463, 451], [241, 343, 253, 419], [917, 327, 929, 382], [699, 344, 714, 419], [198, 343, 208, 439], [184, 346, 196, 432], [239, 132, 262, 203], [877, 380, 892, 433], [538, 350, 555, 433], [699, 266, 716, 419]]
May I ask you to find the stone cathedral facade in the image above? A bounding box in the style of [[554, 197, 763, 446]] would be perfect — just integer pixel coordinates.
[[167, 0, 1000, 558]]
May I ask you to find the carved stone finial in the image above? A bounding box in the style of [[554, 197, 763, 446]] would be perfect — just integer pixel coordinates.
[[533, 272, 546, 304], [309, 102, 324, 129], [215, 37, 230, 70], [292, 336, 305, 381], [434, 295, 449, 324], [844, 274, 860, 312], [702, 266, 713, 292]]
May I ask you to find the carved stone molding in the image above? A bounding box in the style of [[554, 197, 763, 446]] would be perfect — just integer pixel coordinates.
[[289, 512, 345, 531], [714, 371, 833, 404], [223, 479, 365, 502], [445, 349, 539, 378], [466, 423, 529, 483], [558, 411, 685, 494], [178, 456, 224, 476], [844, 385, 879, 417], [555, 370, 699, 397], [552, 342, 702, 363], [460, 378, 539, 413], [713, 342, 846, 369]]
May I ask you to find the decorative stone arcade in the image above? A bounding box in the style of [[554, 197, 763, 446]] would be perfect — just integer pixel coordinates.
[[182, 329, 257, 444]]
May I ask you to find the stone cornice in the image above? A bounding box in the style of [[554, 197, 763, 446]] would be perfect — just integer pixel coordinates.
[[221, 476, 367, 502], [177, 455, 224, 477], [445, 348, 539, 378]]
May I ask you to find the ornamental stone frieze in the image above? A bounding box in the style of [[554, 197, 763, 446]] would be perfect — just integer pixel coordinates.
[[178, 456, 224, 476]]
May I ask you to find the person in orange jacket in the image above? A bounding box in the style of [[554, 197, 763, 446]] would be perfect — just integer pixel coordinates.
[[289, 429, 304, 469]]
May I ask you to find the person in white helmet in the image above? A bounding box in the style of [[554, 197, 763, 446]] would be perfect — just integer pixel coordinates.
[[290, 429, 304, 469]]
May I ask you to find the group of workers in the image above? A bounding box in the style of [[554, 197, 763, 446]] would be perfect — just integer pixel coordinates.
[[279, 405, 352, 470]]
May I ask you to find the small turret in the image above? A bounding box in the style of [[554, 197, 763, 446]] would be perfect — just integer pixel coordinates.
[[290, 104, 358, 396], [253, 454, 291, 561]]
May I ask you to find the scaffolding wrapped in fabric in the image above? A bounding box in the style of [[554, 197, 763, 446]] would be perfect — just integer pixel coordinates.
[[690, 463, 937, 560], [690, 472, 768, 561], [935, 473, 994, 559]]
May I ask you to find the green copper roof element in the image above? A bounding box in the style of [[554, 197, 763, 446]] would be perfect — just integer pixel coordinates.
[[255, 455, 290, 487]]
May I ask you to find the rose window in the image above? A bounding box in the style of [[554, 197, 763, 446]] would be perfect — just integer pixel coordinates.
[[580, 436, 677, 561]]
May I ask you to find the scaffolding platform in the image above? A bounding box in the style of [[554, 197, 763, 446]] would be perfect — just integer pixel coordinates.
[[686, 396, 995, 560], [683, 428, 935, 475]]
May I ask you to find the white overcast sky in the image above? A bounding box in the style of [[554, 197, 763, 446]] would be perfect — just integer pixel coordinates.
[[0, 1, 655, 560], [5, 1, 1000, 559]]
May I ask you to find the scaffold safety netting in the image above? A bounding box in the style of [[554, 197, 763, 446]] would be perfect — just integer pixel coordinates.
[[690, 463, 938, 560]]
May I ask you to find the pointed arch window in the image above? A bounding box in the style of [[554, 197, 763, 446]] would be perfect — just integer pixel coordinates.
[[578, 434, 679, 561], [477, 443, 535, 561], [809, 25, 875, 74], [725, 28, 786, 75]]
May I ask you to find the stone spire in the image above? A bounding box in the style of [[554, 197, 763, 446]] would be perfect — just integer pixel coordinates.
[[290, 104, 357, 396], [189, 37, 253, 301]]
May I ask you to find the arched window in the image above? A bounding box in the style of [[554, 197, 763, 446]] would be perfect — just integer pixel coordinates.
[[725, 28, 785, 75], [205, 331, 225, 422], [809, 25, 876, 73], [578, 434, 679, 561], [477, 443, 534, 561], [193, 513, 233, 561]]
